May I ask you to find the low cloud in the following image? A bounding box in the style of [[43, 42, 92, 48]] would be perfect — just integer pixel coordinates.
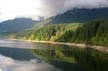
[[35, 0, 108, 18]]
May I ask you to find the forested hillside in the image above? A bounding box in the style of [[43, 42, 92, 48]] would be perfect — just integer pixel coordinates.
[[15, 23, 81, 41], [13, 19, 108, 46]]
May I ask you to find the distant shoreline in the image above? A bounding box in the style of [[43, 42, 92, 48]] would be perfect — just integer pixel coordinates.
[[9, 39, 108, 52]]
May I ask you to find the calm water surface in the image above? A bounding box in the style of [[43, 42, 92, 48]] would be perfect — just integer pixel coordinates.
[[0, 39, 108, 71]]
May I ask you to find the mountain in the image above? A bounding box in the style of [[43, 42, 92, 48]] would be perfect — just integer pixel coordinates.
[[0, 18, 37, 33], [32, 8, 108, 29], [48, 8, 108, 24]]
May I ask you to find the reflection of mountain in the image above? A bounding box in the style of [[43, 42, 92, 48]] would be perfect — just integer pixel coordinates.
[[0, 18, 37, 33], [0, 47, 36, 60]]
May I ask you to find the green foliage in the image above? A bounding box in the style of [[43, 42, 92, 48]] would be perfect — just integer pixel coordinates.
[[32, 18, 52, 30], [16, 23, 80, 41], [15, 19, 108, 46]]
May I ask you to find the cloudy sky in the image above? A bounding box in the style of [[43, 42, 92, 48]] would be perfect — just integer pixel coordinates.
[[0, 0, 108, 21]]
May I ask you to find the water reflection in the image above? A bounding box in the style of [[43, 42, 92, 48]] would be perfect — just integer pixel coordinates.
[[0, 39, 34, 49], [31, 43, 108, 71], [0, 54, 62, 71], [0, 40, 108, 71]]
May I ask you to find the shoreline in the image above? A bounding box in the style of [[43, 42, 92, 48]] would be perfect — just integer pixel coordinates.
[[9, 39, 108, 52]]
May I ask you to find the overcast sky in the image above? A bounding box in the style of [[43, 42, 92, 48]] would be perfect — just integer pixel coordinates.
[[0, 0, 108, 21]]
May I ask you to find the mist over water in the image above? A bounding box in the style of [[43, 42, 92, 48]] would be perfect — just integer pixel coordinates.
[[0, 54, 62, 71]]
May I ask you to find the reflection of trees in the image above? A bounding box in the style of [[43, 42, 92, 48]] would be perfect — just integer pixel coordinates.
[[73, 48, 108, 71], [31, 49, 76, 63], [31, 46, 108, 71]]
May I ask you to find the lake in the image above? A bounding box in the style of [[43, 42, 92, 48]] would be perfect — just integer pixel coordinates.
[[0, 39, 108, 71]]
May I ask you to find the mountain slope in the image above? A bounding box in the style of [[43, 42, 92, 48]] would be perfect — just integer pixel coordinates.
[[30, 8, 108, 30], [49, 8, 108, 24], [0, 18, 37, 33]]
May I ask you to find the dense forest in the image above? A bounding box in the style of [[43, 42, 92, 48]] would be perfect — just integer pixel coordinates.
[[14, 23, 81, 41], [12, 19, 108, 46]]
